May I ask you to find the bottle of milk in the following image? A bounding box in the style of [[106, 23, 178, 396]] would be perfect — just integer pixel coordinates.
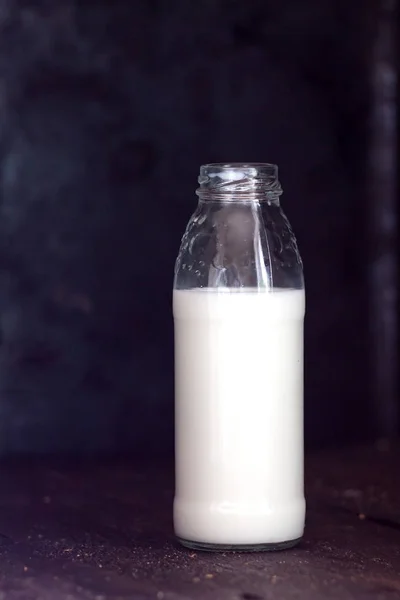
[[173, 163, 305, 551]]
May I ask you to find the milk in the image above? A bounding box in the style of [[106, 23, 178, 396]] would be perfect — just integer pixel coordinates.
[[173, 287, 305, 549]]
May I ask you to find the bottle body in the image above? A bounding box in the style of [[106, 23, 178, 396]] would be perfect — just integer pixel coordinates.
[[173, 164, 305, 551]]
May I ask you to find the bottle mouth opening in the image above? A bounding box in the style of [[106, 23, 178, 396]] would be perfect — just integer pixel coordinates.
[[197, 163, 282, 199]]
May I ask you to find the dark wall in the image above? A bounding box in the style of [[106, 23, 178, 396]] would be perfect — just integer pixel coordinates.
[[0, 0, 380, 455]]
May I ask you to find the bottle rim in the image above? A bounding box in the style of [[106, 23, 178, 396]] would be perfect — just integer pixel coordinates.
[[197, 163, 282, 200]]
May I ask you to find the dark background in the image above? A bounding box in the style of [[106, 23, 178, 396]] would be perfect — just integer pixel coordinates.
[[0, 0, 397, 456]]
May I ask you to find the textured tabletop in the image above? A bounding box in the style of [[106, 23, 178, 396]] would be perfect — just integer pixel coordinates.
[[1, 444, 399, 600]]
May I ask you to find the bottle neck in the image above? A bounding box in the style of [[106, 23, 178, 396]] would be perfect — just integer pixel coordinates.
[[197, 192, 281, 205], [196, 163, 282, 204]]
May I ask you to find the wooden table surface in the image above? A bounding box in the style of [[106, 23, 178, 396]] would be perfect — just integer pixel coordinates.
[[1, 443, 399, 600]]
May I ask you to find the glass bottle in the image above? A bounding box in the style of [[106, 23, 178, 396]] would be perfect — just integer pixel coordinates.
[[173, 163, 305, 551]]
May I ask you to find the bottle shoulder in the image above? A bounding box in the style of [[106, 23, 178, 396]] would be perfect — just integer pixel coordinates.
[[174, 201, 303, 291]]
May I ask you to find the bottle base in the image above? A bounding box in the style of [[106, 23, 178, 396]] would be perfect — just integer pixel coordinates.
[[177, 537, 302, 553]]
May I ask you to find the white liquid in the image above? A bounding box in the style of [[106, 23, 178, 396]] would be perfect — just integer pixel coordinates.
[[173, 288, 305, 547]]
